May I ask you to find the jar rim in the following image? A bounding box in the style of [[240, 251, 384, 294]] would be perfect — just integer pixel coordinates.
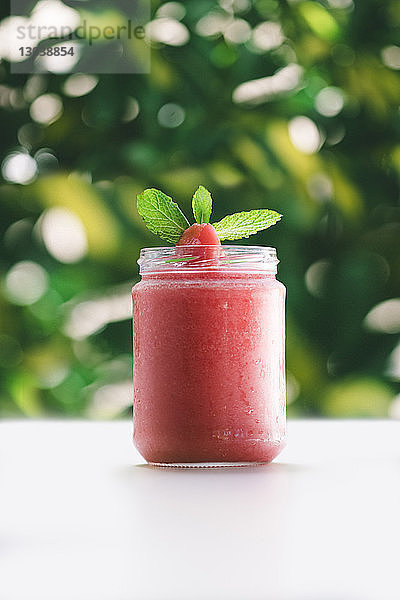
[[138, 245, 279, 274]]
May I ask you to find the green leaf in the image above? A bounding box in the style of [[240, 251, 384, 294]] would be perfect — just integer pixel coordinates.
[[137, 188, 189, 244], [192, 185, 212, 224], [212, 209, 282, 240]]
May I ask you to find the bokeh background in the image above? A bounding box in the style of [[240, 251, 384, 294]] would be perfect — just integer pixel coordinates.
[[1, 0, 400, 419]]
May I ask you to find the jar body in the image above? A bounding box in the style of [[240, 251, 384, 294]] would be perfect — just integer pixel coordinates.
[[132, 260, 286, 466]]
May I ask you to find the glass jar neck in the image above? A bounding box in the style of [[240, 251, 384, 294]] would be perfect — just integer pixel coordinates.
[[138, 245, 279, 275]]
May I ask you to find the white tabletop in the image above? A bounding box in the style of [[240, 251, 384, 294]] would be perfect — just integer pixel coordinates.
[[1, 419, 399, 600]]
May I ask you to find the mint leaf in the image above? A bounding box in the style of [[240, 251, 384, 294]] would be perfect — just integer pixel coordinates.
[[137, 188, 189, 244], [192, 185, 212, 224], [212, 209, 282, 240]]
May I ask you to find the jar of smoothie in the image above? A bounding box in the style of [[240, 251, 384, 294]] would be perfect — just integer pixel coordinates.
[[132, 245, 286, 467]]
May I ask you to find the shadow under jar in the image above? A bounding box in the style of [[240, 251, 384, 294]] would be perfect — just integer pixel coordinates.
[[132, 245, 286, 467]]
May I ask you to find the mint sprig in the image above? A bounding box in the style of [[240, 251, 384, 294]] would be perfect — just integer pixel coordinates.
[[212, 209, 282, 241], [136, 185, 282, 243], [192, 185, 212, 224], [137, 188, 189, 244]]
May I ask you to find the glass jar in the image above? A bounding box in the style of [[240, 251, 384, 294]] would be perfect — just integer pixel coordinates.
[[132, 245, 286, 467]]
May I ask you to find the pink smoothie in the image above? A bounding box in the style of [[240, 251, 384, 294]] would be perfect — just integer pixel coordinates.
[[132, 268, 286, 464]]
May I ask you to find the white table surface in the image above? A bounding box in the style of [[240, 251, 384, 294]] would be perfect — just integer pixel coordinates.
[[0, 419, 399, 600]]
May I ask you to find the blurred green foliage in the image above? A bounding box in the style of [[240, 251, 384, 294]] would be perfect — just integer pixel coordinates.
[[1, 0, 400, 418]]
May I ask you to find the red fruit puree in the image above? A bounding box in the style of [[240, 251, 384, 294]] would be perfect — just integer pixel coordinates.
[[132, 244, 286, 465]]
